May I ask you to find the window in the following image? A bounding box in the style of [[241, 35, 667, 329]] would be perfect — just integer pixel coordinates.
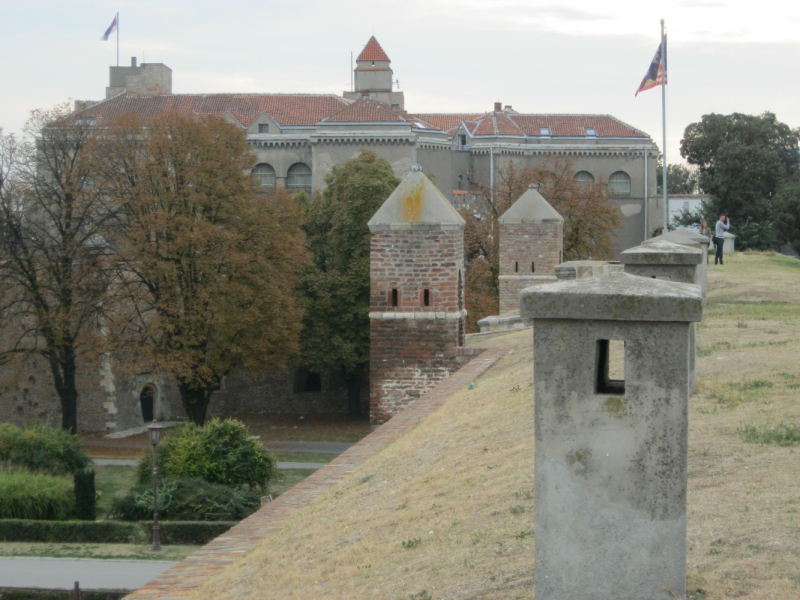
[[539, 127, 551, 137], [595, 340, 625, 395], [609, 171, 631, 195], [458, 134, 467, 147], [531, 262, 535, 273], [575, 171, 595, 189], [391, 288, 399, 307], [586, 128, 596, 137], [252, 163, 276, 188], [287, 163, 312, 193], [258, 124, 269, 134], [514, 261, 519, 273], [422, 289, 431, 307]]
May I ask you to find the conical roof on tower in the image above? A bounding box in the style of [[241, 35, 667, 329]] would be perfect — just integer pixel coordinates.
[[368, 165, 465, 231], [357, 36, 391, 62], [499, 185, 563, 223]]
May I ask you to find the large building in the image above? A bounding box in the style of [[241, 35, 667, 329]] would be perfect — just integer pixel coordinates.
[[0, 37, 663, 433], [80, 36, 661, 252]]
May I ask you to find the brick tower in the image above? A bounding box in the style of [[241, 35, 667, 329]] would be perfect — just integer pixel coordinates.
[[498, 184, 563, 314], [368, 165, 467, 424]]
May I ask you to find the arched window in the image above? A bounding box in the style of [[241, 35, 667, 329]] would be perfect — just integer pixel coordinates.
[[575, 171, 595, 189], [609, 171, 631, 195], [252, 163, 276, 188], [287, 163, 312, 193]]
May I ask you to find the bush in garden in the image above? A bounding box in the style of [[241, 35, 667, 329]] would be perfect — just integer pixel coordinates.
[[0, 422, 90, 475], [135, 418, 274, 490], [0, 470, 75, 520], [74, 469, 96, 521], [110, 477, 261, 522]]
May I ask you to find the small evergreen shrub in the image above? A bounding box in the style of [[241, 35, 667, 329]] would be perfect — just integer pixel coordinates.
[[0, 423, 89, 475], [0, 471, 75, 520], [110, 477, 261, 522], [135, 419, 274, 490], [74, 469, 96, 521]]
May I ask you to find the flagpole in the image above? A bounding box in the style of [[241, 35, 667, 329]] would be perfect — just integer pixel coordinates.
[[116, 12, 120, 67], [661, 18, 668, 234]]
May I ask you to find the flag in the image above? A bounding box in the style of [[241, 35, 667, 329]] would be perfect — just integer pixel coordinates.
[[101, 15, 118, 41], [635, 35, 667, 96]]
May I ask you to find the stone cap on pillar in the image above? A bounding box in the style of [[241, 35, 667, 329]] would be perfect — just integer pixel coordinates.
[[368, 164, 466, 232], [646, 229, 708, 248], [620, 240, 702, 266], [498, 184, 563, 224], [520, 271, 703, 322]]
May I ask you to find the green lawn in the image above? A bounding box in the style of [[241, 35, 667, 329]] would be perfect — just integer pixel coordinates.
[[94, 465, 136, 520], [269, 469, 318, 500], [271, 452, 335, 464]]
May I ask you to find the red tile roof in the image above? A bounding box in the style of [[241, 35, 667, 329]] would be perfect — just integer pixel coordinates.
[[357, 36, 390, 62], [80, 92, 349, 128], [321, 99, 405, 123], [409, 111, 649, 138]]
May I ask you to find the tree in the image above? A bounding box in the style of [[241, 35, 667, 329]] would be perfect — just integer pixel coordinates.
[[300, 151, 399, 419], [0, 105, 118, 432], [461, 156, 621, 330], [773, 179, 800, 254], [103, 112, 308, 425], [657, 161, 699, 194], [680, 112, 800, 224]]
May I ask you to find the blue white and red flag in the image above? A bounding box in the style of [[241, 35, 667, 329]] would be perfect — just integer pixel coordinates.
[[635, 35, 667, 96], [101, 15, 118, 41]]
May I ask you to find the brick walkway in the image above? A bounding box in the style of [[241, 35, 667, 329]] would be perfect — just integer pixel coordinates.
[[125, 345, 512, 600]]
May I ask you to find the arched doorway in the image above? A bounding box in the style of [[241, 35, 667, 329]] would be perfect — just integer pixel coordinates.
[[140, 384, 156, 423]]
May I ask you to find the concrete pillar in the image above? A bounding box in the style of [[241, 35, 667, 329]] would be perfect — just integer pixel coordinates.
[[521, 272, 703, 600], [554, 260, 624, 281], [620, 240, 703, 393], [367, 165, 467, 424], [645, 229, 709, 303], [497, 185, 562, 314]]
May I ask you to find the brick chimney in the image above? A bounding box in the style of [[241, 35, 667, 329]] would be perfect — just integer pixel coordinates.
[[494, 101, 502, 112]]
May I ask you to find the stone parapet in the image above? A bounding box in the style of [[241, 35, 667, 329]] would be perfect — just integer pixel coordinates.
[[553, 260, 623, 281]]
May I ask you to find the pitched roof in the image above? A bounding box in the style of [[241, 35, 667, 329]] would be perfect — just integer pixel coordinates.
[[79, 92, 349, 128], [357, 36, 390, 62], [320, 99, 405, 123], [368, 166, 465, 231], [407, 112, 649, 139], [499, 186, 563, 223]]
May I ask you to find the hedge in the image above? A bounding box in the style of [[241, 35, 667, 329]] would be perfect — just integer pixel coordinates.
[[0, 590, 126, 600], [0, 423, 90, 475], [0, 519, 235, 545]]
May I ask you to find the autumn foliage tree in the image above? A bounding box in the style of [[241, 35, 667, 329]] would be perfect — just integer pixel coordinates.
[[102, 112, 308, 425], [462, 155, 621, 330], [0, 106, 119, 432]]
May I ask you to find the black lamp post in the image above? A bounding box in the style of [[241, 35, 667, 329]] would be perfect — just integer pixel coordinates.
[[146, 420, 163, 552]]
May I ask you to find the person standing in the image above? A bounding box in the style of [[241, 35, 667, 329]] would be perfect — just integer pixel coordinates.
[[714, 215, 731, 265], [699, 220, 712, 264]]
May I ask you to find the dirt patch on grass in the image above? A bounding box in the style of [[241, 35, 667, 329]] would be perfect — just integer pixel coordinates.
[[185, 252, 800, 600]]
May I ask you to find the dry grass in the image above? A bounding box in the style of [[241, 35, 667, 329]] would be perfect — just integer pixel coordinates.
[[190, 251, 800, 600]]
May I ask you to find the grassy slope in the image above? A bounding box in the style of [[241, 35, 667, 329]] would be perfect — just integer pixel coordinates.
[[189, 252, 800, 600]]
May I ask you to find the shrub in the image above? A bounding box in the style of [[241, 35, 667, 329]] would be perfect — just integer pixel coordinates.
[[0, 471, 75, 520], [0, 518, 234, 545], [110, 477, 261, 522], [135, 419, 274, 490], [0, 423, 90, 475], [74, 469, 96, 521]]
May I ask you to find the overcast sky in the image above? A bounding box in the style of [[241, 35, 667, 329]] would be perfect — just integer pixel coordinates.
[[2, 0, 798, 164]]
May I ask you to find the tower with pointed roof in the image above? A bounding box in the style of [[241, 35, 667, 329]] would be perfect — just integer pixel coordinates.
[[344, 36, 404, 110], [498, 185, 563, 314], [367, 165, 467, 423]]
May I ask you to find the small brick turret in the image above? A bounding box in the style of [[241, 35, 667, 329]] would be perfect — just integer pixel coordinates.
[[498, 185, 563, 314], [368, 165, 467, 424]]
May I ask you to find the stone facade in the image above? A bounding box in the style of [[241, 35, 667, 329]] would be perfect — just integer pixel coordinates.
[[497, 185, 562, 314], [521, 272, 703, 600], [368, 166, 471, 424]]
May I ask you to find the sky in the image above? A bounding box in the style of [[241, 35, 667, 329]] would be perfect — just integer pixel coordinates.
[[1, 0, 799, 164]]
